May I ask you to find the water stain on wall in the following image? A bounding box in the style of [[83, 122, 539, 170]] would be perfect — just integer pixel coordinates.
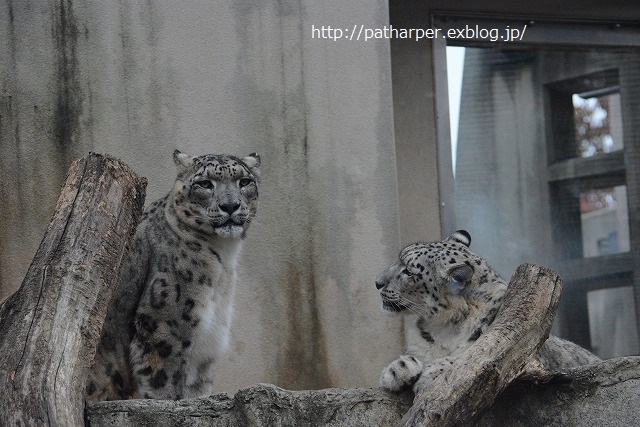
[[53, 0, 81, 154], [278, 263, 333, 390]]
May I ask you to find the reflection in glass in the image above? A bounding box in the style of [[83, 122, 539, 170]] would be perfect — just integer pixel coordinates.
[[580, 186, 630, 258], [573, 91, 624, 158]]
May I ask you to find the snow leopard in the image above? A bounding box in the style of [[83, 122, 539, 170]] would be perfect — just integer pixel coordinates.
[[376, 230, 600, 393], [86, 149, 260, 401]]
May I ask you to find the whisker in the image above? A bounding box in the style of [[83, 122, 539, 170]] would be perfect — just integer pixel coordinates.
[[396, 297, 423, 317]]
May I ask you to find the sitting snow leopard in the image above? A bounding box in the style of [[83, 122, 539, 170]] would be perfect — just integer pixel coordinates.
[[86, 149, 260, 401], [376, 230, 600, 393]]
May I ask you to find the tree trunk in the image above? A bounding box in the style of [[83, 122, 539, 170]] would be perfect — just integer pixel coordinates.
[[399, 263, 564, 427], [0, 153, 146, 427]]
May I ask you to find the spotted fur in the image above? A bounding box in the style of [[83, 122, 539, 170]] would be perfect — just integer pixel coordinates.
[[86, 150, 260, 401], [376, 230, 600, 393]]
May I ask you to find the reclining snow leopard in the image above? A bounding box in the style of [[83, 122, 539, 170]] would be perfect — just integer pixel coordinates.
[[375, 230, 600, 393]]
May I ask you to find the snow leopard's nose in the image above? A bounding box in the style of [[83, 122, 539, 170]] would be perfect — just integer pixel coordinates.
[[375, 264, 395, 290], [219, 201, 241, 215]]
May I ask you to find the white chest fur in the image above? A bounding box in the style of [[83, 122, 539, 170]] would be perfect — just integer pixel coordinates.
[[164, 204, 244, 389], [184, 240, 240, 388]]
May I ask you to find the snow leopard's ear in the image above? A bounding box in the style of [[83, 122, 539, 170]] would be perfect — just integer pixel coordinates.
[[446, 230, 471, 247], [242, 153, 261, 179], [448, 264, 474, 295], [173, 149, 193, 175]]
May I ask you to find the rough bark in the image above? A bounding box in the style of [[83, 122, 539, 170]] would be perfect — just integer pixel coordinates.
[[88, 383, 413, 427], [478, 356, 640, 427], [87, 357, 640, 427], [0, 153, 146, 427], [400, 263, 564, 427]]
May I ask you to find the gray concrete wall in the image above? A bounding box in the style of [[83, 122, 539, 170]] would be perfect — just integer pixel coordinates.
[[389, 8, 444, 246], [0, 0, 406, 393]]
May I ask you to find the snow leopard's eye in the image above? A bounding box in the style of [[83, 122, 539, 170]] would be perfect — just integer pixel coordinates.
[[194, 180, 213, 190], [238, 177, 253, 188], [401, 268, 414, 277]]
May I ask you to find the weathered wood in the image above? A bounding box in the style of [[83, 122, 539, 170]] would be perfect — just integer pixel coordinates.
[[87, 359, 640, 427], [399, 263, 564, 427], [89, 384, 413, 427], [478, 356, 640, 427], [0, 153, 146, 427]]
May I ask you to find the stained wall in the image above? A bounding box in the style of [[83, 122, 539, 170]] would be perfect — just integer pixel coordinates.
[[0, 0, 408, 392]]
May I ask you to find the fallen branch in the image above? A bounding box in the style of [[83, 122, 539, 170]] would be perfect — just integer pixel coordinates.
[[0, 153, 146, 427], [399, 263, 564, 427]]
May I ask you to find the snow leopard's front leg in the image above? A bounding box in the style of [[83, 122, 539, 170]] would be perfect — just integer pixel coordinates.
[[379, 355, 424, 392], [129, 329, 183, 399], [380, 354, 459, 393]]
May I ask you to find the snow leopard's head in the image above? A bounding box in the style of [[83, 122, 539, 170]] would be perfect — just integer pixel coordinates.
[[171, 150, 260, 239]]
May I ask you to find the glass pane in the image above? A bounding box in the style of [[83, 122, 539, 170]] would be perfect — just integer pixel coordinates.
[[580, 185, 630, 258], [588, 286, 640, 358], [446, 42, 640, 356], [450, 45, 639, 275]]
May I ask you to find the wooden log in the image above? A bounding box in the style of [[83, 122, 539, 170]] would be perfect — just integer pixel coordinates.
[[399, 263, 564, 427], [0, 153, 146, 427]]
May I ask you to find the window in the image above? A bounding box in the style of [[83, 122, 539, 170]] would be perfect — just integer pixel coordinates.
[[434, 15, 640, 358]]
